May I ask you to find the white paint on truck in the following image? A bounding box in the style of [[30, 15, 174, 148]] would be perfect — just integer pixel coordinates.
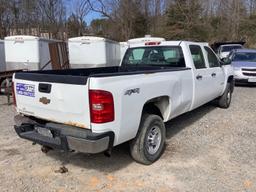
[[13, 41, 234, 164], [128, 37, 166, 45]]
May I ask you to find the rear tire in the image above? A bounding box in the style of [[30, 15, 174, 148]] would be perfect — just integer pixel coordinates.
[[129, 114, 166, 165], [218, 82, 232, 108]]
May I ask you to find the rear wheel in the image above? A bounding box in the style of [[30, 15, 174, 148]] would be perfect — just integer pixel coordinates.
[[218, 82, 232, 108], [130, 114, 166, 165]]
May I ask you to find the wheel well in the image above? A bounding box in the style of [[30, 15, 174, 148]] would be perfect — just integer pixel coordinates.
[[142, 96, 170, 120]]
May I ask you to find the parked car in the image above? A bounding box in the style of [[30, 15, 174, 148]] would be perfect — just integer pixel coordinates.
[[211, 42, 245, 59], [12, 41, 234, 165], [228, 49, 256, 84]]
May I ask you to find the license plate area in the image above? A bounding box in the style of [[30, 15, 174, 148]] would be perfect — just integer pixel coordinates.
[[248, 78, 256, 83], [35, 126, 53, 138]]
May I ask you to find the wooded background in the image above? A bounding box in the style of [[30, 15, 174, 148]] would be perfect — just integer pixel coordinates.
[[1, 0, 256, 46]]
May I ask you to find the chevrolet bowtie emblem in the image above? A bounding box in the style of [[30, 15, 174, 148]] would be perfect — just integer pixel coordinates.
[[39, 97, 51, 105]]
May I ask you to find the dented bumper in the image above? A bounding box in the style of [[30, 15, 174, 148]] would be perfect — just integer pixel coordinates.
[[14, 115, 114, 154]]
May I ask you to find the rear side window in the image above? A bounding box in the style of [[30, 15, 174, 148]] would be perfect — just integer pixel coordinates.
[[189, 45, 206, 69], [204, 46, 220, 68]]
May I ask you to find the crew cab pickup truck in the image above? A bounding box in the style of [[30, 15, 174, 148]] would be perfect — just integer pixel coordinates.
[[13, 41, 234, 165]]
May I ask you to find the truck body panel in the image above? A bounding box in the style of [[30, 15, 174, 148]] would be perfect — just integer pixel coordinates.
[[13, 41, 234, 155]]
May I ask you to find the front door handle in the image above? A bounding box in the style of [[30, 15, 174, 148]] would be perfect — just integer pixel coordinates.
[[211, 73, 216, 77], [196, 75, 203, 80]]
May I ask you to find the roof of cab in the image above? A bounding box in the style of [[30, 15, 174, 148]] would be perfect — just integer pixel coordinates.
[[129, 41, 209, 48], [221, 44, 243, 47], [128, 37, 166, 44], [233, 48, 256, 53]]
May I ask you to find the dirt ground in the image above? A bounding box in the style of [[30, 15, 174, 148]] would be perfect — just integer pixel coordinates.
[[0, 86, 255, 192]]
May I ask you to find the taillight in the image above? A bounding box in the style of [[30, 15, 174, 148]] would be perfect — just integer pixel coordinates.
[[12, 82, 16, 106], [89, 90, 114, 124], [145, 42, 161, 46]]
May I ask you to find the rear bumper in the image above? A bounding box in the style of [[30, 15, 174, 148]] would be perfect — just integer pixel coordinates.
[[14, 115, 114, 154]]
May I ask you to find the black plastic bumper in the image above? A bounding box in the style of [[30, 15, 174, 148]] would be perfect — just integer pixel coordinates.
[[235, 79, 256, 84], [14, 116, 114, 154]]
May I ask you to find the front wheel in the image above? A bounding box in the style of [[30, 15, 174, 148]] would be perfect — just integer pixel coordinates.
[[218, 82, 232, 108], [129, 114, 166, 165]]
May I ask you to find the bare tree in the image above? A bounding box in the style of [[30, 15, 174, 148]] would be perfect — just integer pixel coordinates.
[[70, 0, 90, 35], [38, 0, 66, 39]]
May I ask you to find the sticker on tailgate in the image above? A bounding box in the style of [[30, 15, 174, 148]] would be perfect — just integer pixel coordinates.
[[16, 83, 35, 97]]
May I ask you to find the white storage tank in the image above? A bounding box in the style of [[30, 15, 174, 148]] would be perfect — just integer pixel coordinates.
[[4, 35, 57, 71], [68, 36, 121, 68], [0, 40, 5, 72]]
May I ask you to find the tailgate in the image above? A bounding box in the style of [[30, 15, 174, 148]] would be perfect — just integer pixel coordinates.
[[13, 73, 91, 129]]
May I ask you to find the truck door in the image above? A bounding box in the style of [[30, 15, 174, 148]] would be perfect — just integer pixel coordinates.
[[189, 45, 215, 109], [203, 46, 225, 98]]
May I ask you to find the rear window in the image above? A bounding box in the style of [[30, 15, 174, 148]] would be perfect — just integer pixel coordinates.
[[122, 46, 185, 67]]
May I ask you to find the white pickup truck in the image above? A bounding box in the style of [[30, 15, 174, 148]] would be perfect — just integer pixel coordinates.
[[13, 41, 234, 165]]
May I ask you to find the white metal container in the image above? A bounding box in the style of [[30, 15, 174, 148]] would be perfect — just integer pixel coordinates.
[[4, 35, 57, 71], [68, 36, 121, 68], [0, 40, 5, 72]]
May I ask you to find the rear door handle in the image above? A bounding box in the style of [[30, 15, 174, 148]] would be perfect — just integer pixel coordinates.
[[211, 73, 216, 77], [196, 75, 203, 80]]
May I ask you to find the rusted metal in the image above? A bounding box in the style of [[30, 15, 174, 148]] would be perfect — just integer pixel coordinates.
[[64, 121, 88, 129], [0, 70, 22, 78], [48, 42, 70, 70]]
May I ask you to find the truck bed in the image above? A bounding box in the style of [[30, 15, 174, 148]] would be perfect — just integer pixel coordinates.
[[15, 66, 190, 84]]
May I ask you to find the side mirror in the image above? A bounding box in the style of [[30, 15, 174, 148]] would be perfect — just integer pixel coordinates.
[[221, 58, 232, 65]]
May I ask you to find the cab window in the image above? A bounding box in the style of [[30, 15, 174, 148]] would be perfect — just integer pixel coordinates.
[[189, 45, 206, 69], [204, 46, 220, 68], [122, 46, 185, 67]]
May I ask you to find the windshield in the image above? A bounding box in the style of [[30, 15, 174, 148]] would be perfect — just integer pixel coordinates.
[[122, 46, 185, 67], [221, 45, 242, 53], [232, 52, 256, 62]]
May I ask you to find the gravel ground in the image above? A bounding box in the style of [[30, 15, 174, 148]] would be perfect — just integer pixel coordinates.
[[0, 86, 255, 192]]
